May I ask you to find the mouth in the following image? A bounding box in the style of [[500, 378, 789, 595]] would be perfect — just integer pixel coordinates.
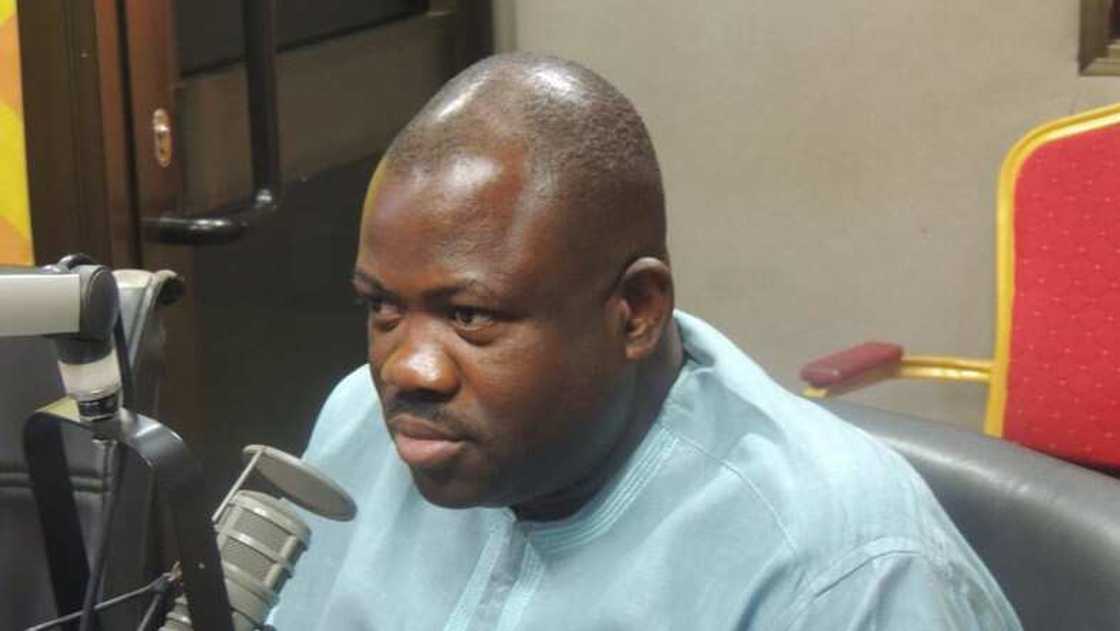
[[390, 415, 466, 469]]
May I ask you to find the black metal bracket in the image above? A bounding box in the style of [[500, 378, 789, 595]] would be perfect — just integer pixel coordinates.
[[25, 408, 234, 631]]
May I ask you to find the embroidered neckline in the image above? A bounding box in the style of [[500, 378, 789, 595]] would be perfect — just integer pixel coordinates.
[[515, 358, 697, 555]]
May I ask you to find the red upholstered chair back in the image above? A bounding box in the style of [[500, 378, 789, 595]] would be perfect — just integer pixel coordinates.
[[991, 107, 1120, 468]]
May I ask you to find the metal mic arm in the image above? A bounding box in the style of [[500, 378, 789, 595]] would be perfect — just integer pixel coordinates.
[[0, 263, 117, 338], [0, 262, 123, 421]]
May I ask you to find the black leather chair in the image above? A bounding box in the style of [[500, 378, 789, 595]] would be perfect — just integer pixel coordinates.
[[0, 269, 182, 629], [823, 400, 1120, 631]]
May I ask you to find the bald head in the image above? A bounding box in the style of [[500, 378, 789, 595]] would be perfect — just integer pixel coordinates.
[[356, 54, 682, 517], [379, 53, 667, 270]]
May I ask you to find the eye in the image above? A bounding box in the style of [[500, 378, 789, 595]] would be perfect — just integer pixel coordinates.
[[357, 294, 402, 329], [449, 306, 495, 331]]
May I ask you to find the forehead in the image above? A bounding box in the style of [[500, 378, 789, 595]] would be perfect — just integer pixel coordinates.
[[356, 151, 563, 295]]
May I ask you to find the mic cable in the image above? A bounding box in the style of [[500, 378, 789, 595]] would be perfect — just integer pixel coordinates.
[[24, 572, 177, 631], [78, 438, 126, 631]]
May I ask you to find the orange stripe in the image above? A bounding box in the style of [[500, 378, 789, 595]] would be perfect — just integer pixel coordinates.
[[0, 4, 22, 119], [0, 215, 31, 265]]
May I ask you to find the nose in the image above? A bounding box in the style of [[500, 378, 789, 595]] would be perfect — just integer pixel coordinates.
[[378, 321, 460, 400]]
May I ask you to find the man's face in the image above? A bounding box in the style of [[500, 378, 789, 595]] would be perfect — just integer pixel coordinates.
[[353, 149, 631, 509]]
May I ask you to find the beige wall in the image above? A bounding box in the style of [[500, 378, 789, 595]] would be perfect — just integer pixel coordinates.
[[493, 0, 1120, 428]]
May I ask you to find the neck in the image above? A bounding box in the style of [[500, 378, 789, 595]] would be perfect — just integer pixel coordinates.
[[513, 322, 684, 522]]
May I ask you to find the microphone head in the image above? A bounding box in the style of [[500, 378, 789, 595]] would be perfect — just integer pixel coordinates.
[[162, 491, 310, 631], [241, 445, 356, 521], [159, 447, 356, 631]]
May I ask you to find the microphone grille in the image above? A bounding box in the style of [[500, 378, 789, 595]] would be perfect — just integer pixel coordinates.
[[160, 491, 310, 631]]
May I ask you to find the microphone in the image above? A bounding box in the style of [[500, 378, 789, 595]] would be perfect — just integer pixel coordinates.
[[159, 445, 356, 631], [0, 262, 123, 421]]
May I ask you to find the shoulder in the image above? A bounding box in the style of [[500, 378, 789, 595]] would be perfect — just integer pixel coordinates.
[[782, 541, 1022, 630], [301, 365, 389, 479], [314, 365, 379, 428], [661, 313, 1019, 627], [666, 312, 964, 563]]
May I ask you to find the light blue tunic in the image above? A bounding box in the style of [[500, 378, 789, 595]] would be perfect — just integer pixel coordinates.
[[270, 312, 1021, 630]]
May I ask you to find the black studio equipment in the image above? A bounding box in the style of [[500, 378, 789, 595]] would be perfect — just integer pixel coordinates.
[[4, 258, 356, 631]]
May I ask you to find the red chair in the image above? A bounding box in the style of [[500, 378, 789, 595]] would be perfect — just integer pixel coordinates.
[[801, 103, 1120, 469]]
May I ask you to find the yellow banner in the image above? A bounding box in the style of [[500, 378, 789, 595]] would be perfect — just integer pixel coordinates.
[[0, 0, 32, 265]]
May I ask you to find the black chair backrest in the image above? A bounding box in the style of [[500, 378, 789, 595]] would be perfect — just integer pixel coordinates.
[[822, 400, 1120, 631], [0, 336, 101, 628]]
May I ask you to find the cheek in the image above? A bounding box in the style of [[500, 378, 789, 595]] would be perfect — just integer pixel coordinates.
[[365, 328, 386, 387], [461, 344, 552, 420], [366, 325, 385, 366], [463, 331, 617, 448]]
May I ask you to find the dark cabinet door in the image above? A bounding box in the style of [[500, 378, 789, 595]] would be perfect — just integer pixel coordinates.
[[131, 1, 490, 505]]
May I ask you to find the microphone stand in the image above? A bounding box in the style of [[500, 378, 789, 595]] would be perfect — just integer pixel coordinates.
[[24, 405, 234, 631]]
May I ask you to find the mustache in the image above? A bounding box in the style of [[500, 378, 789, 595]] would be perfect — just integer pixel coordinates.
[[383, 399, 470, 433]]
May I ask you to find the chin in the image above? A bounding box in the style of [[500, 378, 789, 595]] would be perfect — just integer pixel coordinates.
[[410, 470, 497, 509]]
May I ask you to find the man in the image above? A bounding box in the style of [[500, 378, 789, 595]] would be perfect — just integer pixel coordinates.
[[272, 53, 1021, 629]]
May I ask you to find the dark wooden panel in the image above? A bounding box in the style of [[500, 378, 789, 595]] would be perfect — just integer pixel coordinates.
[[177, 10, 460, 212], [122, 0, 181, 222], [95, 0, 138, 267], [18, 0, 136, 267], [176, 0, 428, 74]]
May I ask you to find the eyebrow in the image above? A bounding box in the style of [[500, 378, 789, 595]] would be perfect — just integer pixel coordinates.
[[351, 268, 503, 302], [351, 269, 396, 298], [352, 269, 381, 290]]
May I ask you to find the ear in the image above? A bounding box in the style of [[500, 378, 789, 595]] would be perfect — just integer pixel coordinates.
[[615, 257, 675, 361]]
